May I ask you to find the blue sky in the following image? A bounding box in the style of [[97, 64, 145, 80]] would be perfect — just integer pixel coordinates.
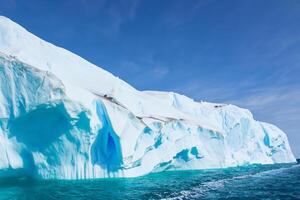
[[0, 0, 299, 157]]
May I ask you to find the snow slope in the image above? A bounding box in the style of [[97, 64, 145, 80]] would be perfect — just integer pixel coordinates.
[[0, 16, 296, 179]]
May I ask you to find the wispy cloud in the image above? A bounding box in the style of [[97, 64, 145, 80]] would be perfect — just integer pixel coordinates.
[[69, 0, 140, 37], [163, 0, 215, 28], [116, 58, 170, 90], [93, 0, 140, 37], [149, 66, 169, 79]]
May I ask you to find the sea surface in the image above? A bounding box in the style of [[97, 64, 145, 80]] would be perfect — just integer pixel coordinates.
[[0, 161, 299, 200]]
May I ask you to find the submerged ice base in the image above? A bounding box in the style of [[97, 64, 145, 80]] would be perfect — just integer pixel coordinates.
[[0, 16, 296, 179]]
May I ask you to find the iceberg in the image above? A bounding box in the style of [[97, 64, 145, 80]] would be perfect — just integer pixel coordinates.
[[0, 16, 296, 179]]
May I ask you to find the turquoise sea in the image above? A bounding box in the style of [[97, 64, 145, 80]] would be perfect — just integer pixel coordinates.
[[0, 160, 299, 200]]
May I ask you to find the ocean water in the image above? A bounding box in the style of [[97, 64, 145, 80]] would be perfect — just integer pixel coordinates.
[[0, 161, 299, 200]]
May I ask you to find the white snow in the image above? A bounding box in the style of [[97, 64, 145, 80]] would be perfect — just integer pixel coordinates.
[[0, 16, 296, 179]]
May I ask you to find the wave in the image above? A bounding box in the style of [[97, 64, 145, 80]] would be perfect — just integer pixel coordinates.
[[161, 164, 300, 200]]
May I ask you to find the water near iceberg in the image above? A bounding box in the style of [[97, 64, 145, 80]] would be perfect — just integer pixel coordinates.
[[0, 162, 299, 200]]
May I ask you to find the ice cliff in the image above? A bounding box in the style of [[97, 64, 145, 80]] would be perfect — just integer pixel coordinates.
[[0, 16, 296, 179]]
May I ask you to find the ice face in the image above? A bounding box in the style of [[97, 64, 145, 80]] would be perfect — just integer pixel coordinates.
[[0, 16, 296, 179]]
